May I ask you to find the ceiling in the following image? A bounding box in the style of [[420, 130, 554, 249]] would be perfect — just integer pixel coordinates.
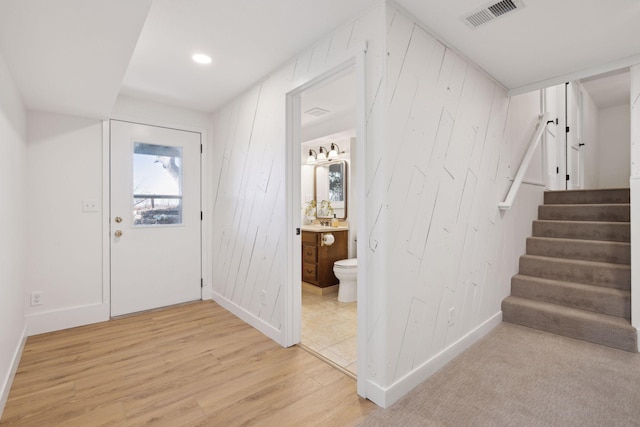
[[119, 0, 377, 112], [0, 0, 151, 118], [0, 0, 639, 117], [581, 69, 630, 109], [395, 0, 640, 93]]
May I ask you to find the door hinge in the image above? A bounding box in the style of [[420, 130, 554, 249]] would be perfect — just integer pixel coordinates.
[[555, 118, 558, 125], [556, 167, 559, 174], [201, 278, 203, 288], [200, 144, 203, 154], [566, 126, 570, 133], [201, 211, 203, 221], [566, 174, 570, 181], [296, 228, 301, 235]]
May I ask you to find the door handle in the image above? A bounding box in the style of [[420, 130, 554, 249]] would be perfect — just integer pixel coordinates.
[[114, 230, 123, 237], [115, 216, 122, 223]]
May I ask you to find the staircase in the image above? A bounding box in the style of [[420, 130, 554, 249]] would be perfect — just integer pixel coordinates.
[[502, 188, 637, 352]]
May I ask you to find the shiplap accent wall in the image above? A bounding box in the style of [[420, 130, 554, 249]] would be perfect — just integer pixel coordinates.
[[210, 0, 546, 405], [210, 4, 385, 343], [378, 4, 543, 397]]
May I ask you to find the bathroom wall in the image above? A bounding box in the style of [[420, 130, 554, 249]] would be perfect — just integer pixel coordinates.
[[210, 3, 385, 345], [377, 4, 543, 404], [301, 136, 352, 219], [0, 50, 27, 416]]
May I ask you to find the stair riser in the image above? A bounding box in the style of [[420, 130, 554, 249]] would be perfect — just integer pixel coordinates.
[[519, 257, 630, 290], [502, 299, 637, 352], [526, 238, 630, 265], [511, 277, 630, 319], [544, 189, 630, 205], [532, 221, 630, 242], [538, 205, 630, 222]]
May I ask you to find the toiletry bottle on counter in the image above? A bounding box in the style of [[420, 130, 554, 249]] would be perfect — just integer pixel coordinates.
[[331, 214, 338, 227]]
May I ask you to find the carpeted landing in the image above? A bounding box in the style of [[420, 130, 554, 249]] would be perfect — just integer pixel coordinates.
[[358, 323, 640, 426]]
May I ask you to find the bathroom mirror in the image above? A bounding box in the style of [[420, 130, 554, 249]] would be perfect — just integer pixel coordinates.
[[314, 160, 347, 219]]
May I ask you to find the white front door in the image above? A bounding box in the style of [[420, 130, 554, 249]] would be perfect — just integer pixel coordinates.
[[110, 120, 202, 317]]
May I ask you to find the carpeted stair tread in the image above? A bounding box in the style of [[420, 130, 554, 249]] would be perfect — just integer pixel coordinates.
[[511, 274, 630, 319], [538, 204, 630, 222], [544, 188, 629, 205], [526, 236, 630, 265], [519, 255, 630, 290], [532, 220, 630, 242], [502, 296, 637, 352]]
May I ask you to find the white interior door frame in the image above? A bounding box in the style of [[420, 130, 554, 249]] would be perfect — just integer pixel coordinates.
[[102, 117, 210, 316], [284, 44, 368, 398]]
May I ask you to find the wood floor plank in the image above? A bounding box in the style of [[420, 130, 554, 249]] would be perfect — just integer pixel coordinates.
[[1, 301, 377, 426]]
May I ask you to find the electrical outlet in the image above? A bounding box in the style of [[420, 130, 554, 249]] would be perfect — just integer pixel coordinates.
[[260, 290, 266, 305], [448, 307, 455, 326], [31, 291, 43, 306], [82, 199, 99, 212]]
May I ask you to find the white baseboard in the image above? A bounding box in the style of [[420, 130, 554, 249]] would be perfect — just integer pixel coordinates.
[[366, 311, 503, 408], [211, 290, 284, 346], [0, 325, 27, 419], [26, 302, 110, 336]]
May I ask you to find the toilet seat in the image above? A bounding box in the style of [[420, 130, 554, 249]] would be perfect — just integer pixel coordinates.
[[334, 258, 357, 269]]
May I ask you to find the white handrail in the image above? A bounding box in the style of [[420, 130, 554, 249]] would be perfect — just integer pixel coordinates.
[[498, 112, 552, 210]]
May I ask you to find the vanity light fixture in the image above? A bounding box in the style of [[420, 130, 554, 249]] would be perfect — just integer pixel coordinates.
[[306, 149, 317, 164], [317, 146, 328, 161], [328, 143, 340, 159]]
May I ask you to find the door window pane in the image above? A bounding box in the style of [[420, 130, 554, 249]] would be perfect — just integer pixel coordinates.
[[133, 143, 183, 226]]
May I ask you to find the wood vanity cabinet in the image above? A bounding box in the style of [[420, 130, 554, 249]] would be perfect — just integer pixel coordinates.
[[301, 230, 348, 287]]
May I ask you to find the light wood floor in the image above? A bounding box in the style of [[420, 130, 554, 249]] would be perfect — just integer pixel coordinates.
[[1, 301, 376, 426]]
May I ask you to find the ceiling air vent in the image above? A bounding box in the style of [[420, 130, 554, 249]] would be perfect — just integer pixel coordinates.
[[304, 107, 330, 117], [463, 0, 525, 29]]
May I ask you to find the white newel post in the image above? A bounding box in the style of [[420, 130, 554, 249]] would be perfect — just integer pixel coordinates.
[[630, 64, 640, 350]]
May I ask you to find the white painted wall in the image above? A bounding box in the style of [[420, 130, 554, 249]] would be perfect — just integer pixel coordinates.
[[0, 50, 27, 417], [112, 95, 211, 131], [582, 88, 600, 188], [23, 97, 214, 335], [210, 1, 544, 407], [630, 64, 640, 350], [25, 112, 106, 334], [378, 4, 543, 405], [209, 3, 385, 349], [598, 104, 630, 188]]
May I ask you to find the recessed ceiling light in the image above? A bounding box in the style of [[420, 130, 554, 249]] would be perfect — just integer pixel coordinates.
[[192, 54, 212, 64]]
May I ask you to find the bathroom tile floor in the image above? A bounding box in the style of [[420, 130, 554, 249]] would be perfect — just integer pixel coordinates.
[[301, 284, 357, 375]]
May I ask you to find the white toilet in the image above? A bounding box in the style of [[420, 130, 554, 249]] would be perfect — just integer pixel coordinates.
[[334, 258, 357, 303]]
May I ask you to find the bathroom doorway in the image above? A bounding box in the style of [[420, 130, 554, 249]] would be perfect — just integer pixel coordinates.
[[283, 51, 369, 398], [300, 70, 358, 375]]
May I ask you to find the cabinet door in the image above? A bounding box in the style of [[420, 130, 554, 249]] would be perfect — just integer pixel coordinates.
[[302, 244, 317, 263], [302, 263, 317, 284]]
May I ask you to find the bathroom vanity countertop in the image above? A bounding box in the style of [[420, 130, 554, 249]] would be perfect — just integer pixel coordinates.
[[301, 224, 349, 232]]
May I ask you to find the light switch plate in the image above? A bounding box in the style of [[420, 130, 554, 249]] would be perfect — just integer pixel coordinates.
[[82, 199, 99, 212]]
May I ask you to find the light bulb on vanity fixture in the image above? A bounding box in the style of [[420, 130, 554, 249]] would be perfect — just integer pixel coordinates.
[[317, 146, 328, 161], [306, 149, 317, 164], [328, 143, 340, 160]]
